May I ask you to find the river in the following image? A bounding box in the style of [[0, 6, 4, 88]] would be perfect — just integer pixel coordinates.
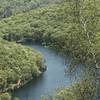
[[12, 44, 80, 100]]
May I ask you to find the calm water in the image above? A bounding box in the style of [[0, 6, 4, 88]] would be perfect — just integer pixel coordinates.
[[13, 45, 78, 100]]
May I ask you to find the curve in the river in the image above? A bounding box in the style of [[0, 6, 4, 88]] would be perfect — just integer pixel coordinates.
[[12, 45, 76, 100]]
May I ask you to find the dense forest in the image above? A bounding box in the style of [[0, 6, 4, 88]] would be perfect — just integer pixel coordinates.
[[0, 0, 62, 19], [0, 38, 45, 91], [0, 0, 100, 100]]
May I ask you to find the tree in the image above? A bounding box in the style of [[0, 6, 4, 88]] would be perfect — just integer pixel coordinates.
[[67, 0, 100, 99], [0, 93, 11, 100]]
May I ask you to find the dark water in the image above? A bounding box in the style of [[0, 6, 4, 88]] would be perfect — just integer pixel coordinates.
[[12, 45, 78, 100]]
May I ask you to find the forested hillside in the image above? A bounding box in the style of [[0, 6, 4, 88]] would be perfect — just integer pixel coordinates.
[[0, 0, 99, 69], [0, 39, 45, 95], [0, 0, 100, 100], [0, 0, 62, 19]]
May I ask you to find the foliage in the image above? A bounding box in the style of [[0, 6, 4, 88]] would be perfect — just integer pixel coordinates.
[[0, 93, 11, 100], [0, 39, 45, 92], [0, 0, 99, 100], [0, 0, 63, 19], [0, 0, 99, 69], [43, 80, 96, 100], [0, 92, 20, 100]]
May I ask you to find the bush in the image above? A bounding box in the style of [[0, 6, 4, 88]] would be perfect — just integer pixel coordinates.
[[0, 93, 11, 100]]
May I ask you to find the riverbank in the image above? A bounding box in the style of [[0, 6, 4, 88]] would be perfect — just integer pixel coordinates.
[[0, 39, 46, 94], [12, 44, 71, 100]]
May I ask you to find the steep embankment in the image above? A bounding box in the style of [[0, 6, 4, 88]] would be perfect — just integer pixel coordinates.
[[0, 39, 45, 93]]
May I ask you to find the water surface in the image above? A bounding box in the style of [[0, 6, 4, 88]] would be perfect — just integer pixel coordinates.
[[13, 45, 75, 100]]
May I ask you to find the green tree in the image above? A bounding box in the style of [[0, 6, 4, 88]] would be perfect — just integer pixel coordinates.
[[0, 93, 11, 100]]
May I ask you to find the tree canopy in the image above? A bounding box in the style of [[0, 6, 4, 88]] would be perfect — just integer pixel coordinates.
[[0, 39, 45, 93]]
